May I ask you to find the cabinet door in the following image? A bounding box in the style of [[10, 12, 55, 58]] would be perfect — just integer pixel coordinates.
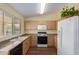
[[30, 35, 37, 47], [48, 34, 55, 47], [23, 39, 28, 54], [54, 34, 57, 48], [10, 43, 22, 55], [23, 37, 31, 55]]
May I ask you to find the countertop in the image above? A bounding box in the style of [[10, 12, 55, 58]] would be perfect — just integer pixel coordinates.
[[0, 33, 26, 43], [0, 35, 30, 55], [26, 30, 57, 34]]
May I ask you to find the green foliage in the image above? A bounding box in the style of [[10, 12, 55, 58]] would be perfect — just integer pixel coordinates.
[[61, 6, 79, 18]]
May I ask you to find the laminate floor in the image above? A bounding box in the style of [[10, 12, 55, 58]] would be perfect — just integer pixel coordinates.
[[26, 47, 57, 55]]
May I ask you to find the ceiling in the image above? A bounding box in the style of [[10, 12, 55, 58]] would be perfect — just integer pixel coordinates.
[[8, 3, 65, 17]]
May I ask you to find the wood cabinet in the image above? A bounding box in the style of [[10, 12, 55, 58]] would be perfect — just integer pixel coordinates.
[[30, 34, 37, 47], [25, 21, 57, 30], [48, 34, 56, 47], [54, 34, 57, 48], [22, 36, 31, 55], [30, 34, 57, 48], [25, 21, 57, 48]]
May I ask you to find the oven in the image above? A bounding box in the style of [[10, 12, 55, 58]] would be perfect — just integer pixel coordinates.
[[37, 32, 48, 47], [38, 36, 47, 44]]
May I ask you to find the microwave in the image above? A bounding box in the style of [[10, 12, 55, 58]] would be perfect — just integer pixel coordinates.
[[37, 25, 47, 30]]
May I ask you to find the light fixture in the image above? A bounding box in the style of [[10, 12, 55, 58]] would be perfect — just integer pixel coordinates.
[[40, 3, 46, 14]]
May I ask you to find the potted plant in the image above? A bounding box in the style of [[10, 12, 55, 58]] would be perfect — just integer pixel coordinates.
[[60, 6, 79, 19]]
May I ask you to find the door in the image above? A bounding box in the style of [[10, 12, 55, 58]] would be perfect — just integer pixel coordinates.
[[61, 18, 75, 55], [10, 43, 22, 55], [57, 17, 76, 55]]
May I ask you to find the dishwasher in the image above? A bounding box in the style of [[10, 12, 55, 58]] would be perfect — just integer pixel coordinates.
[[10, 43, 22, 55]]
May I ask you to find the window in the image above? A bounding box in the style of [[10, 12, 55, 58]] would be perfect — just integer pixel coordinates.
[[0, 10, 3, 38], [4, 12, 12, 36], [13, 17, 21, 35], [0, 9, 21, 38]]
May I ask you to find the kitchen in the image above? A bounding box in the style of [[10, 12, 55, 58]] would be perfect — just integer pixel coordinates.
[[0, 3, 79, 55]]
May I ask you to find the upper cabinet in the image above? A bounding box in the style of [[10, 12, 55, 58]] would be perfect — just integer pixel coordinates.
[[0, 10, 3, 38], [13, 17, 21, 35], [25, 21, 57, 30], [4, 12, 12, 36]]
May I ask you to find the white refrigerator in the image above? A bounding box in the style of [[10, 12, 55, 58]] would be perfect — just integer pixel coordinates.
[[57, 16, 79, 55]]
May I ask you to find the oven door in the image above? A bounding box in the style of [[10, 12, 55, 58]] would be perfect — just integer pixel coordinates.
[[38, 36, 47, 44]]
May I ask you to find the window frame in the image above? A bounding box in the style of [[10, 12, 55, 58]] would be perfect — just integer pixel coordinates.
[[3, 11, 13, 36], [0, 9, 21, 38], [13, 16, 21, 35], [0, 9, 4, 37]]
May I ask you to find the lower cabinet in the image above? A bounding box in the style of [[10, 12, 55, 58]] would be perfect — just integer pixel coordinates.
[[10, 43, 23, 55], [30, 35, 37, 47], [22, 36, 31, 55], [30, 34, 57, 48], [48, 34, 57, 47], [9, 36, 31, 55], [9, 35, 57, 55], [54, 34, 57, 48]]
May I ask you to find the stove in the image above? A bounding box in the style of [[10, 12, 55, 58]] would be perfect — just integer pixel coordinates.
[[37, 32, 48, 47]]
